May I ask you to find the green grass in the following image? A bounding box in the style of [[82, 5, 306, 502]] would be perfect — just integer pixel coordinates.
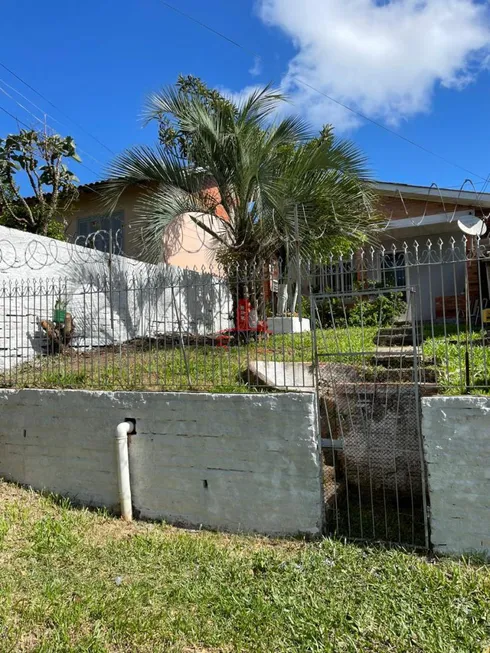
[[422, 325, 490, 394], [0, 328, 378, 393], [2, 324, 490, 395], [0, 481, 488, 652]]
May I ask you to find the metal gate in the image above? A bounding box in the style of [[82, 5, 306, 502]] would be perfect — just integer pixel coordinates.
[[311, 282, 429, 548]]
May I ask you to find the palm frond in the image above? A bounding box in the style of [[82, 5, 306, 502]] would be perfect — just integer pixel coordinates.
[[235, 84, 285, 127], [104, 82, 380, 266], [102, 144, 208, 211], [133, 184, 229, 263]]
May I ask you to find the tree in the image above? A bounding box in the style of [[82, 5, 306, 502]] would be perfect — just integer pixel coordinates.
[[103, 79, 381, 312], [0, 128, 81, 237], [155, 74, 236, 162]]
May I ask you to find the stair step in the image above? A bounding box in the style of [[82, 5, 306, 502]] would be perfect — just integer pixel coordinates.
[[370, 352, 419, 368], [362, 367, 437, 383], [377, 327, 417, 336], [375, 334, 415, 346], [323, 381, 439, 396]]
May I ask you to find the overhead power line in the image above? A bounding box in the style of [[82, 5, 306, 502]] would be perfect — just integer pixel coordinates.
[[0, 61, 116, 156], [0, 104, 26, 126], [159, 0, 489, 184], [0, 78, 106, 168], [0, 102, 104, 196]]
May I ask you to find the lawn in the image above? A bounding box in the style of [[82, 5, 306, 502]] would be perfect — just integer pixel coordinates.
[[0, 481, 488, 652], [2, 324, 490, 394], [0, 327, 376, 392]]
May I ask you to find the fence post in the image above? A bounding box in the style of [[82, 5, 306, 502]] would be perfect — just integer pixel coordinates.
[[410, 288, 430, 550]]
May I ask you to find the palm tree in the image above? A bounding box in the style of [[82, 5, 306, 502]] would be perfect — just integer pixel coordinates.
[[103, 83, 380, 316]]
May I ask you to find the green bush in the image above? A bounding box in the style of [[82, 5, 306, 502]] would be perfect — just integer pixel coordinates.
[[349, 291, 407, 327], [312, 285, 406, 328]]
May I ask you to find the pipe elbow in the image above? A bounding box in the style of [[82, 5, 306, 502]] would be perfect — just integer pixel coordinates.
[[116, 421, 133, 441]]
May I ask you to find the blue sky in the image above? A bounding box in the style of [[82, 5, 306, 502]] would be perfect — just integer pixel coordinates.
[[2, 0, 490, 191]]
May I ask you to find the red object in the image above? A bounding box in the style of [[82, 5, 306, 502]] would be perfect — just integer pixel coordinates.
[[214, 301, 272, 347], [257, 320, 269, 333], [237, 299, 251, 331]]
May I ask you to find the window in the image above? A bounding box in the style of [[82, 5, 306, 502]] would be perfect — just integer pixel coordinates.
[[76, 212, 124, 254], [382, 251, 406, 288]]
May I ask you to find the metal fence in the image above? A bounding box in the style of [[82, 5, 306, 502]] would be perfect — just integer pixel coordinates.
[[0, 243, 314, 392], [311, 235, 490, 548], [3, 229, 490, 548], [312, 236, 490, 394]]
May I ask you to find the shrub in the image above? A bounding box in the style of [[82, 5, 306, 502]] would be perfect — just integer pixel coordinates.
[[348, 291, 407, 327], [311, 285, 406, 328]]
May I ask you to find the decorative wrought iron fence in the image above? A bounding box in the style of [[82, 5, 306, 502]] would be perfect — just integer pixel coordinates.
[[310, 235, 490, 548], [0, 233, 314, 392], [3, 229, 490, 548]]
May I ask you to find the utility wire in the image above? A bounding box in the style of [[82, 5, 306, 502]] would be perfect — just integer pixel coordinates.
[[159, 0, 489, 184], [159, 1, 257, 56], [0, 78, 107, 168], [0, 104, 26, 127], [0, 102, 105, 197], [0, 82, 106, 168], [0, 61, 116, 155]]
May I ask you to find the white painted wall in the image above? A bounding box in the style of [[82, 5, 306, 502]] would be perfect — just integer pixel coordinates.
[[377, 233, 467, 321], [0, 226, 231, 371], [0, 389, 323, 536], [422, 396, 490, 556]]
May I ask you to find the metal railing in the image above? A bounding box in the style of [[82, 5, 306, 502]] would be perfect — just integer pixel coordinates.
[[2, 233, 490, 395], [3, 230, 490, 548], [312, 236, 490, 395], [0, 255, 314, 392]]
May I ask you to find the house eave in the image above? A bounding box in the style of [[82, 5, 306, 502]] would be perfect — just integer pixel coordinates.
[[373, 181, 490, 209]]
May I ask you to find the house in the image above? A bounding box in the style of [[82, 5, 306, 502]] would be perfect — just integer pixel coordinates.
[[66, 179, 490, 320], [378, 182, 490, 321], [64, 178, 225, 271], [322, 181, 490, 321]]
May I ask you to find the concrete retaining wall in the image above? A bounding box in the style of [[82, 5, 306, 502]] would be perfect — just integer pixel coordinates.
[[0, 389, 323, 536], [422, 396, 490, 556]]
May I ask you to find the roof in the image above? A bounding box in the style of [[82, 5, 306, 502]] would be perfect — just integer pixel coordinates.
[[373, 181, 490, 208], [77, 178, 490, 208]]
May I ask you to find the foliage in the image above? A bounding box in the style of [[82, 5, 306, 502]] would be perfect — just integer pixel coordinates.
[[348, 291, 407, 327], [103, 77, 381, 271], [315, 286, 406, 329], [0, 481, 488, 651], [156, 74, 236, 162], [6, 324, 490, 396], [0, 128, 80, 237]]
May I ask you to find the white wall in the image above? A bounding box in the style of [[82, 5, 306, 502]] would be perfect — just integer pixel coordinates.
[[378, 232, 466, 321], [422, 396, 490, 556], [0, 389, 323, 536], [0, 226, 231, 371]]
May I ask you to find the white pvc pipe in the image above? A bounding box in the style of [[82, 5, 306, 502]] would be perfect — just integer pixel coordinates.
[[115, 421, 134, 521]]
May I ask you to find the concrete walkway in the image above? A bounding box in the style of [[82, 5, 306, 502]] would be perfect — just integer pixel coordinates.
[[245, 361, 315, 391]]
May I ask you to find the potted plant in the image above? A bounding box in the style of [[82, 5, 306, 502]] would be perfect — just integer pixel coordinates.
[[53, 298, 68, 324]]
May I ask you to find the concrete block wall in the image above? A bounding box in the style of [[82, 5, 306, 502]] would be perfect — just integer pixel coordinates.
[[0, 226, 231, 371], [422, 396, 490, 556], [0, 389, 323, 536]]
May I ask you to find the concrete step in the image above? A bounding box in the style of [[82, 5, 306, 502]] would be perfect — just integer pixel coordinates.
[[362, 366, 437, 383], [370, 351, 419, 367], [322, 381, 439, 396], [375, 334, 415, 347], [244, 360, 315, 390], [377, 326, 421, 337]]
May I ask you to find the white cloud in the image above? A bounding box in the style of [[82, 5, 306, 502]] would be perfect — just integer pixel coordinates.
[[249, 56, 263, 76], [254, 0, 490, 130], [218, 84, 264, 107]]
